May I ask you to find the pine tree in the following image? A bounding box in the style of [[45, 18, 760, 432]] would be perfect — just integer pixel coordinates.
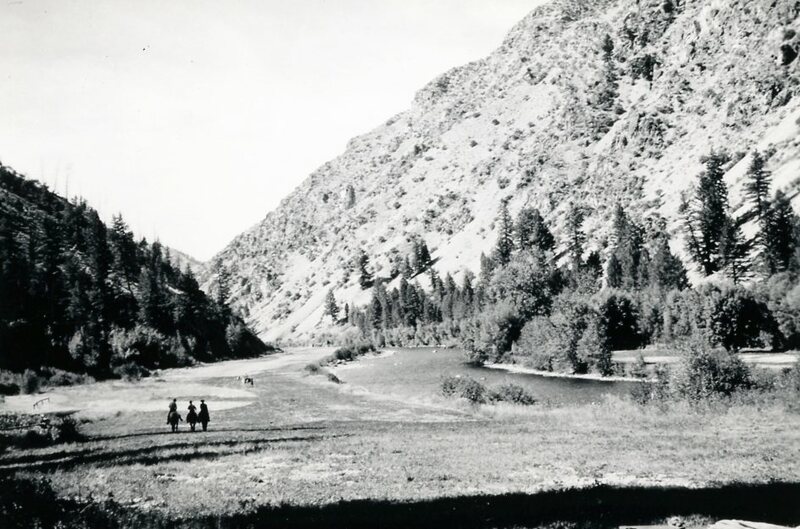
[[566, 205, 586, 271], [412, 238, 432, 273], [515, 207, 554, 252], [605, 253, 623, 288], [479, 252, 495, 287], [494, 202, 514, 266], [719, 215, 751, 284], [216, 264, 231, 306], [356, 250, 373, 289], [745, 151, 771, 223], [683, 151, 730, 275], [324, 289, 339, 321], [649, 237, 688, 290], [765, 190, 797, 272], [609, 205, 645, 288]]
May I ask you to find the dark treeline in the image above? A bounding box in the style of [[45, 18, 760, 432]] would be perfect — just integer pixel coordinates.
[[335, 150, 800, 376], [0, 165, 267, 380]]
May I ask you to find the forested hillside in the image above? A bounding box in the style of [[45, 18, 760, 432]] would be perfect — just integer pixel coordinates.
[[0, 165, 269, 382], [207, 0, 800, 343]]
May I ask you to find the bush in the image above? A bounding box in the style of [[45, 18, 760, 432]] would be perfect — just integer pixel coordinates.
[[440, 375, 486, 403], [40, 367, 94, 387], [489, 383, 536, 405], [0, 371, 20, 395], [673, 347, 753, 400], [304, 362, 340, 384], [328, 343, 375, 364], [304, 363, 322, 374], [21, 370, 41, 394], [630, 365, 670, 405], [111, 362, 150, 381], [109, 325, 189, 370]]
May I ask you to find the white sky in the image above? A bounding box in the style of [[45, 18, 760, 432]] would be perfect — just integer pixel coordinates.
[[0, 0, 541, 261]]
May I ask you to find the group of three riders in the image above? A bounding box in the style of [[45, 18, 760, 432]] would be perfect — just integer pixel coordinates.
[[167, 398, 210, 432]]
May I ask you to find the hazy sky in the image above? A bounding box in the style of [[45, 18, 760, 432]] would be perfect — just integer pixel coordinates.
[[1, 0, 540, 261]]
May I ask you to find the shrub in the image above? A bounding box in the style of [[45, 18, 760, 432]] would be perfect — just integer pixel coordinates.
[[109, 325, 188, 370], [673, 347, 753, 400], [39, 368, 94, 387], [440, 375, 487, 403], [489, 383, 536, 405], [304, 362, 340, 384], [630, 365, 670, 405], [111, 362, 150, 381], [328, 343, 375, 363], [21, 370, 41, 394], [304, 363, 322, 374], [0, 371, 20, 395]]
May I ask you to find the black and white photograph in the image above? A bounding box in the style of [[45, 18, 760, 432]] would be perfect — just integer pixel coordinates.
[[1, 0, 799, 527]]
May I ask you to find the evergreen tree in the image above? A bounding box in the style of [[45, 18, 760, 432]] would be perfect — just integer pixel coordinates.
[[324, 289, 339, 321], [605, 253, 623, 288], [412, 238, 432, 273], [566, 205, 586, 272], [719, 215, 751, 284], [216, 264, 231, 306], [765, 190, 798, 273], [649, 237, 688, 290], [744, 151, 771, 224], [494, 202, 514, 266], [479, 252, 495, 287], [609, 205, 645, 288], [683, 151, 730, 275], [355, 250, 373, 289], [515, 207, 554, 252]]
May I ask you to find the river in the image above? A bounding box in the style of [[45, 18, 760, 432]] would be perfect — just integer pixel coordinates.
[[334, 347, 638, 405]]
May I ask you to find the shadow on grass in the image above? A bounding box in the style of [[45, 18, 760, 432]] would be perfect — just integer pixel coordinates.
[[1, 478, 799, 529], [85, 424, 328, 443], [186, 482, 800, 529], [0, 433, 344, 472]]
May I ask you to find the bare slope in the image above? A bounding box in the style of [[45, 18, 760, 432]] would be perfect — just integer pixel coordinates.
[[207, 0, 800, 342]]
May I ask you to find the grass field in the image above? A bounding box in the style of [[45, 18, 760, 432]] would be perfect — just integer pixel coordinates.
[[1, 348, 799, 525]]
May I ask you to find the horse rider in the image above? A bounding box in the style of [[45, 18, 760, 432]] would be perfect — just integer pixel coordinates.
[[199, 399, 210, 432], [187, 400, 198, 431], [167, 398, 177, 425]]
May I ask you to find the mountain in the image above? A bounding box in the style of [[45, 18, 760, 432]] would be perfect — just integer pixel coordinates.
[[0, 164, 269, 378], [206, 0, 800, 343]]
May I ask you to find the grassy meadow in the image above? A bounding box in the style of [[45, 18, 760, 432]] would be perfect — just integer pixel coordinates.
[[1, 347, 799, 524]]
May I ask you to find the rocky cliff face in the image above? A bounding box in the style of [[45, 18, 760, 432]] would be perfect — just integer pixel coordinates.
[[206, 0, 800, 342]]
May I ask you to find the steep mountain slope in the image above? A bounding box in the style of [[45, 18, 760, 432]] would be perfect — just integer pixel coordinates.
[[208, 0, 800, 343]]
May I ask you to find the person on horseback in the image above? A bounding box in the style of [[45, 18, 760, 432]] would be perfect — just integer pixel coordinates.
[[187, 400, 198, 432], [198, 399, 210, 432], [166, 398, 177, 425]]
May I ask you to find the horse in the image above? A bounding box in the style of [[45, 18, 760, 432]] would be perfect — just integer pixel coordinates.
[[168, 410, 182, 432], [187, 408, 198, 432]]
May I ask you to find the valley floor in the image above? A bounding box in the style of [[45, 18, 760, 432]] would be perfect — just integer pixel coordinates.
[[1, 348, 799, 525]]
